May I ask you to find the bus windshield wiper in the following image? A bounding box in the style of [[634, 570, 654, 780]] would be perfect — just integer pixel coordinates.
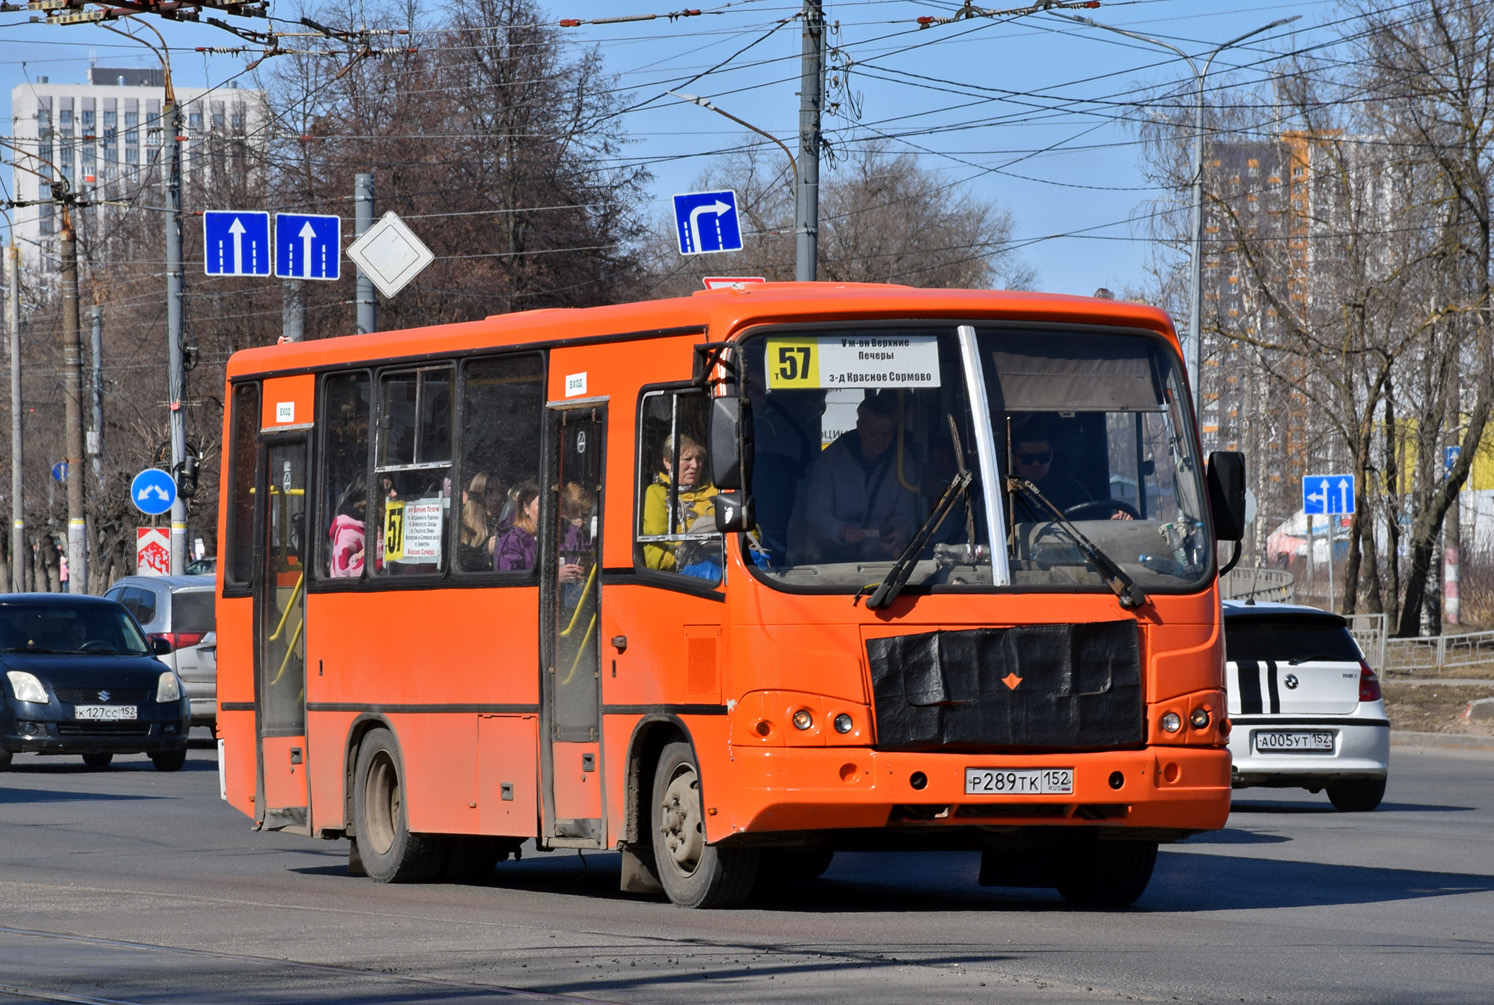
[[1009, 477, 1147, 610], [863, 470, 974, 610]]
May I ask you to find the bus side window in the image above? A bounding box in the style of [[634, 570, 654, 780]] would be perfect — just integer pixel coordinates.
[[225, 381, 259, 588], [319, 371, 371, 581], [636, 389, 723, 582], [455, 353, 545, 575], [374, 366, 453, 577]]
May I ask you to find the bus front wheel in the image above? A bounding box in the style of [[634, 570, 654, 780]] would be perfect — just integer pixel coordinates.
[[353, 728, 444, 883], [1049, 839, 1157, 908], [651, 741, 758, 908]]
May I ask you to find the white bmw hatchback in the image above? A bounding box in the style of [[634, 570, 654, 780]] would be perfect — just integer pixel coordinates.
[[1222, 601, 1390, 811]]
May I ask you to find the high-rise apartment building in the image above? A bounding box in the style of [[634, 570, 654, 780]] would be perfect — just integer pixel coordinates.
[[8, 67, 267, 272]]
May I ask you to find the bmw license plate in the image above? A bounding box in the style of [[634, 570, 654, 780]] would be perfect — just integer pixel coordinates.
[[74, 705, 137, 721], [1254, 730, 1334, 752], [965, 768, 1073, 795]]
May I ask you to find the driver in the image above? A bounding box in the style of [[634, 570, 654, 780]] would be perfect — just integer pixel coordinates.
[[1009, 421, 1132, 521]]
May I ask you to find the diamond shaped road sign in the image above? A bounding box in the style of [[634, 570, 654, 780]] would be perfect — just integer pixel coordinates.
[[346, 211, 434, 298]]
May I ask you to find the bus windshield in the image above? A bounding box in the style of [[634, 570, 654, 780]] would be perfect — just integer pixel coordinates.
[[743, 323, 1211, 596]]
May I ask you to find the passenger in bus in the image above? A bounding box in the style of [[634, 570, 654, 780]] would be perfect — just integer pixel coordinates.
[[642, 435, 721, 578], [493, 481, 541, 572], [328, 478, 367, 578], [559, 482, 593, 583], [803, 391, 919, 563], [459, 471, 499, 571]]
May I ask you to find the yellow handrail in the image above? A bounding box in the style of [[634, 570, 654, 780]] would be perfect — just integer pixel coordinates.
[[559, 613, 598, 686], [558, 562, 598, 638], [269, 616, 304, 686], [268, 573, 304, 641]]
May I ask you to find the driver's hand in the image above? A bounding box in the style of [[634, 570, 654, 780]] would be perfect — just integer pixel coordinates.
[[1110, 511, 1134, 521]]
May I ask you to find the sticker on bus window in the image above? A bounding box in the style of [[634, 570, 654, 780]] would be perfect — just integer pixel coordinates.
[[766, 335, 940, 390], [383, 500, 406, 562], [399, 499, 445, 563]]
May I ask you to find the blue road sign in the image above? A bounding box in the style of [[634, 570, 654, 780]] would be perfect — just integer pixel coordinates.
[[1445, 445, 1462, 478], [275, 213, 341, 281], [51, 462, 67, 484], [204, 211, 272, 277], [673, 190, 743, 255], [131, 468, 177, 516], [1302, 473, 1355, 516]]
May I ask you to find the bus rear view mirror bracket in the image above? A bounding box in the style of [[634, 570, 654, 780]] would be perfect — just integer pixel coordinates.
[[709, 395, 753, 491], [1206, 451, 1247, 542]]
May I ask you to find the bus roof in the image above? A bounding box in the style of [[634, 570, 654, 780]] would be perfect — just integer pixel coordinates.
[[224, 283, 1177, 380]]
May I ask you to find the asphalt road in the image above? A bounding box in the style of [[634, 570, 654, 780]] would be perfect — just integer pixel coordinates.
[[0, 734, 1489, 1005]]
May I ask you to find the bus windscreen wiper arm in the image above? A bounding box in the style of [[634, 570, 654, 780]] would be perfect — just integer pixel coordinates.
[[1009, 477, 1147, 610], [863, 471, 974, 610]]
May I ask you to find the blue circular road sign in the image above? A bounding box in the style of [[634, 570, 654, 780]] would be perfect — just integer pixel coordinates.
[[131, 468, 177, 516]]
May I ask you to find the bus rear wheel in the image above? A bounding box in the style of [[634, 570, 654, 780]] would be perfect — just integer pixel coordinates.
[[651, 741, 758, 908], [353, 728, 443, 883], [1049, 838, 1157, 908]]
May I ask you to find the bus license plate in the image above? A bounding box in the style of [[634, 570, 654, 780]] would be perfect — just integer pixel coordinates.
[[1254, 730, 1334, 752], [965, 768, 1073, 795], [74, 705, 137, 721]]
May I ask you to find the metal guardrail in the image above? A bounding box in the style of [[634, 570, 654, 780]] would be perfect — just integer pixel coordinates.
[[1221, 566, 1295, 603], [1380, 630, 1494, 674], [1347, 613, 1387, 674]]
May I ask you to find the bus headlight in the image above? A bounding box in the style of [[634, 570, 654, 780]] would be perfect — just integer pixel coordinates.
[[1160, 711, 1183, 734], [1189, 707, 1211, 729], [792, 709, 813, 731], [834, 714, 853, 734]]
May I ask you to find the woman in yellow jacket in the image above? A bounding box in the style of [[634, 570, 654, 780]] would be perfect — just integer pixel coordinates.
[[642, 435, 720, 577]]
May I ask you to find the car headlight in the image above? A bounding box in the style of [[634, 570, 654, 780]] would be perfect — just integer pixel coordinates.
[[6, 670, 48, 704], [156, 671, 182, 703]]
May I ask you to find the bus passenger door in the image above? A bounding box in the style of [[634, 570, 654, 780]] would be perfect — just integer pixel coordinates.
[[254, 436, 311, 834], [541, 404, 606, 847]]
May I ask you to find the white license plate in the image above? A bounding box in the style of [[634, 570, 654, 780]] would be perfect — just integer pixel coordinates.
[[74, 705, 137, 721], [965, 767, 1073, 795], [1254, 730, 1334, 752]]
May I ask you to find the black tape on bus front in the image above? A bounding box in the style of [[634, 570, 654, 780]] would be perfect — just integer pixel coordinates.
[[864, 622, 1144, 751]]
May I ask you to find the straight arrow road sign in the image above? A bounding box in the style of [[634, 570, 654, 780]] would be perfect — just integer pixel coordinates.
[[275, 213, 341, 280], [203, 211, 271, 277], [1302, 474, 1355, 516]]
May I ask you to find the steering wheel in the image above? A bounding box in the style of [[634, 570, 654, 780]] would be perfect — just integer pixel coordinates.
[[79, 640, 111, 653], [1062, 498, 1141, 521]]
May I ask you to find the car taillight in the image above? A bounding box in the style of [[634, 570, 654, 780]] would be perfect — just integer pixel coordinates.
[[162, 632, 206, 650], [1358, 660, 1381, 702]]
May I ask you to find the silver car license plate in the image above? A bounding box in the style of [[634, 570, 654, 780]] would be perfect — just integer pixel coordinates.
[[1254, 730, 1334, 753], [74, 705, 137, 721], [965, 768, 1073, 795]]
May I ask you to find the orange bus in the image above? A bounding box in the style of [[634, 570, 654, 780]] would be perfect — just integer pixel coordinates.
[[215, 284, 1246, 908]]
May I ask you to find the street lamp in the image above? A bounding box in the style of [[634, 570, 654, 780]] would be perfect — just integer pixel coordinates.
[[667, 91, 806, 280], [1060, 14, 1300, 420]]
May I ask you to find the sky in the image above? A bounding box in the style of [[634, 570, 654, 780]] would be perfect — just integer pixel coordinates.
[[0, 0, 1345, 297]]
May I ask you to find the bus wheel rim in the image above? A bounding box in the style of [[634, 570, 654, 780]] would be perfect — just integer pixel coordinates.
[[365, 754, 398, 855], [659, 765, 703, 875]]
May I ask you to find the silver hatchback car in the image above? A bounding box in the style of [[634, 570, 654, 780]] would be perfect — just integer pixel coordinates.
[[104, 575, 216, 730], [1223, 601, 1390, 811]]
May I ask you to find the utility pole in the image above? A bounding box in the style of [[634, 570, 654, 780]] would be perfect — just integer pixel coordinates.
[[61, 200, 86, 594], [795, 0, 824, 282], [282, 280, 305, 342], [165, 78, 189, 575], [5, 236, 20, 592], [90, 305, 104, 491], [355, 174, 376, 334]]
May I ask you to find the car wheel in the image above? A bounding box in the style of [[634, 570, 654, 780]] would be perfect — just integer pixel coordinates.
[[81, 752, 114, 769], [352, 728, 444, 883], [1326, 777, 1386, 812], [651, 741, 758, 908], [1050, 838, 1157, 908], [150, 748, 188, 772]]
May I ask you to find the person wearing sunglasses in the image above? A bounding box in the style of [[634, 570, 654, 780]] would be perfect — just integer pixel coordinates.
[[1008, 423, 1090, 520]]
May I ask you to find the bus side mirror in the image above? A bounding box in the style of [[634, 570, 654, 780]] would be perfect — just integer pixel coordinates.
[[714, 490, 755, 533], [1207, 451, 1247, 542], [709, 396, 753, 491]]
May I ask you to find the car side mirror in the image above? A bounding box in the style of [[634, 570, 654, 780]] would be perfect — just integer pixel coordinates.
[[1207, 451, 1247, 542], [709, 395, 753, 491], [150, 636, 174, 656]]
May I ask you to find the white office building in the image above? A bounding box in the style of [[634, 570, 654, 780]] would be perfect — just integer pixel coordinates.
[[8, 67, 267, 272]]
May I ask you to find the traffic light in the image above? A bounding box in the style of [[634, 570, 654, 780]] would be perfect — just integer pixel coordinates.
[[177, 454, 199, 498]]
